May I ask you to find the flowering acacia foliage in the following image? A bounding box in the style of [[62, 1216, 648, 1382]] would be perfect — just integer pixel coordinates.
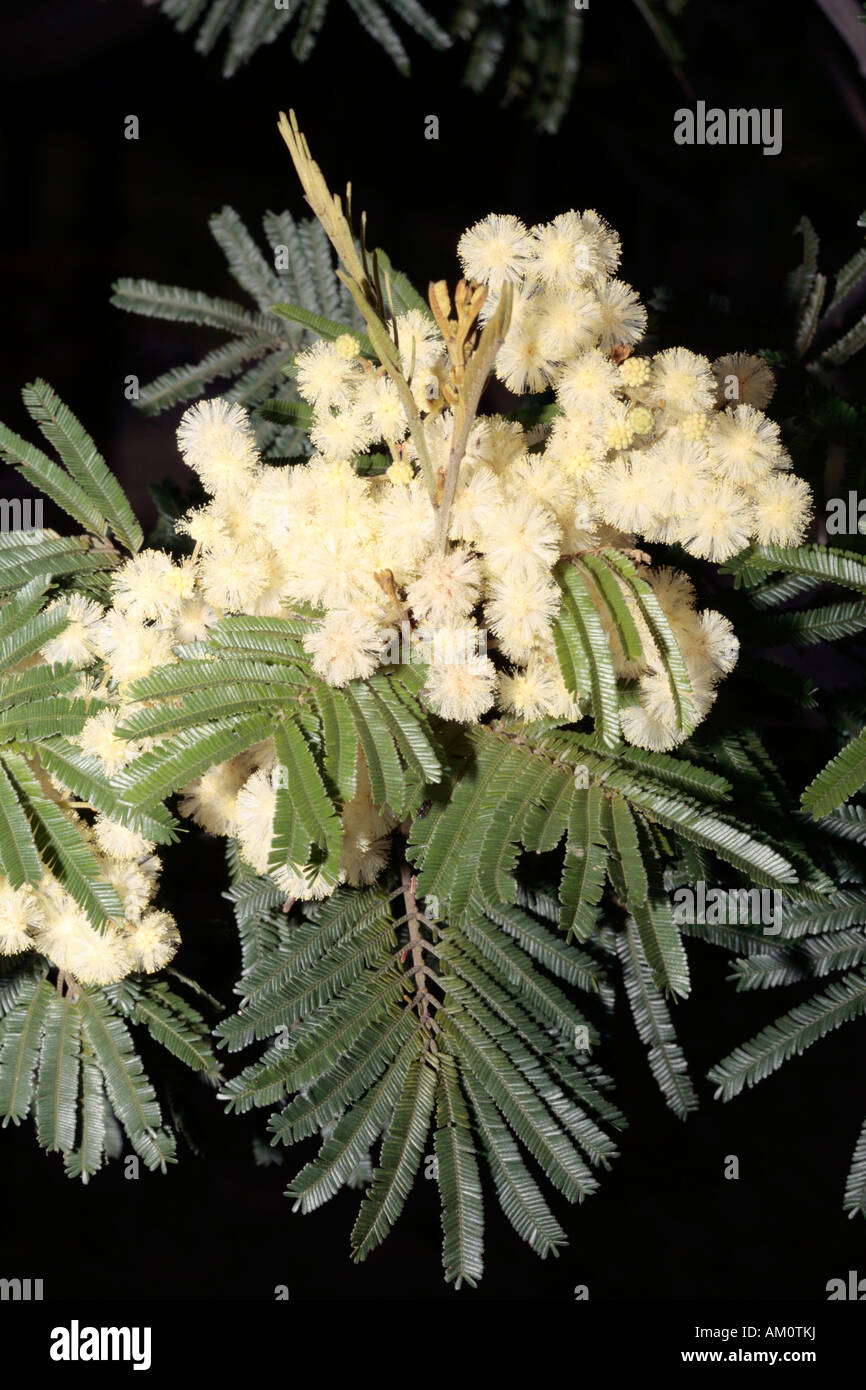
[[0, 115, 860, 1283], [0, 387, 218, 1175]]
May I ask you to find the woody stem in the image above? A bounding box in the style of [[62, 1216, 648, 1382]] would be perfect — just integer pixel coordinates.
[[400, 862, 440, 1041]]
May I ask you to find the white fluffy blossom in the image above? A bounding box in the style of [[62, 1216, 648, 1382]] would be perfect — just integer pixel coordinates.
[[304, 611, 382, 686], [177, 398, 260, 494], [457, 214, 533, 291]]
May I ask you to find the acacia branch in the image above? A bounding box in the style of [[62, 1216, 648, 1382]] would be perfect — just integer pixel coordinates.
[[400, 862, 440, 1042], [433, 283, 513, 551]]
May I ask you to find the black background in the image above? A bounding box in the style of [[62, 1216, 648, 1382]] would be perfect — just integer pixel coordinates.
[[1, 0, 865, 1300]]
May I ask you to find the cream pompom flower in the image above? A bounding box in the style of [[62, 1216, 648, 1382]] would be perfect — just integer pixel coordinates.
[[620, 703, 682, 752], [485, 574, 560, 660], [177, 398, 260, 494], [712, 351, 775, 409], [198, 537, 275, 613], [423, 652, 497, 723], [288, 530, 379, 611], [92, 815, 155, 862], [692, 610, 740, 677], [312, 459, 378, 534], [650, 347, 715, 419], [126, 910, 180, 973], [636, 669, 684, 732], [500, 654, 580, 722], [246, 466, 296, 542], [92, 610, 175, 686], [76, 707, 142, 774], [177, 502, 228, 552], [478, 498, 561, 582], [555, 347, 620, 415], [207, 488, 262, 544], [272, 861, 337, 901], [0, 878, 42, 955], [40, 594, 104, 668], [310, 404, 377, 461], [61, 924, 134, 986], [645, 567, 697, 626], [178, 756, 251, 836], [375, 478, 436, 576], [457, 213, 533, 291], [467, 418, 526, 475], [593, 455, 658, 535], [750, 473, 813, 546], [295, 340, 361, 409], [30, 879, 89, 964], [678, 484, 753, 562], [640, 512, 682, 545], [412, 623, 484, 668], [645, 435, 712, 516], [594, 280, 647, 351], [529, 212, 599, 287], [34, 880, 132, 986], [537, 288, 603, 362], [506, 454, 576, 528], [173, 594, 218, 645], [235, 768, 277, 875], [340, 752, 394, 887], [544, 413, 604, 480], [340, 822, 391, 887], [353, 375, 408, 442], [102, 856, 159, 923], [495, 320, 555, 394], [576, 209, 622, 279], [304, 610, 382, 686], [249, 556, 297, 618], [340, 797, 392, 887], [407, 548, 481, 625], [234, 768, 338, 899], [706, 404, 782, 484], [112, 551, 197, 624]]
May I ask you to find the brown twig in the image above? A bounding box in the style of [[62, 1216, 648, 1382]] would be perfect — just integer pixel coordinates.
[[400, 862, 440, 1043], [433, 283, 513, 551]]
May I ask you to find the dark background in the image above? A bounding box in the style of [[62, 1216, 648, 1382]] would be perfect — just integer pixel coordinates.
[[1, 0, 865, 1300]]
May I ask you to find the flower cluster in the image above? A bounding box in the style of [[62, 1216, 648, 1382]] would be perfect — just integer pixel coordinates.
[[1, 204, 813, 930], [0, 815, 177, 985], [460, 210, 809, 561], [0, 616, 180, 982], [146, 209, 807, 747]]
